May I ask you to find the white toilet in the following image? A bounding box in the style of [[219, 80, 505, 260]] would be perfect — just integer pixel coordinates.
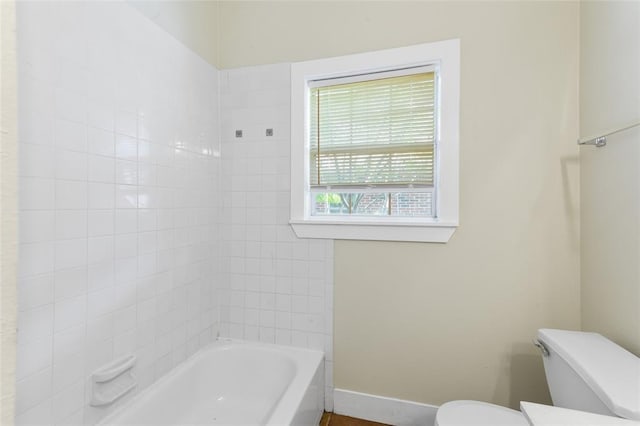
[[435, 328, 640, 425]]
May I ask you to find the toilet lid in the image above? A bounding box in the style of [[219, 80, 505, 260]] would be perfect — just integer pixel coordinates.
[[436, 400, 529, 426]]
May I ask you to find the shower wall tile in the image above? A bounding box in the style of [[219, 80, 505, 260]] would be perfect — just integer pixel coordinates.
[[16, 1, 220, 424], [18, 1, 336, 421], [219, 64, 334, 409]]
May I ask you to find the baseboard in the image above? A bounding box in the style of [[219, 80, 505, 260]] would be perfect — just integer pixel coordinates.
[[333, 388, 439, 426]]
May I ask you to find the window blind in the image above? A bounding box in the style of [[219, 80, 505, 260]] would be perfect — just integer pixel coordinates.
[[309, 71, 436, 189]]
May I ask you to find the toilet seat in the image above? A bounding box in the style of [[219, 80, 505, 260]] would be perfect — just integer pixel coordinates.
[[435, 400, 529, 425]]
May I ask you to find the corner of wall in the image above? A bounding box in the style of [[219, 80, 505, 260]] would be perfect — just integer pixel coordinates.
[[126, 0, 221, 69], [1, 0, 19, 422]]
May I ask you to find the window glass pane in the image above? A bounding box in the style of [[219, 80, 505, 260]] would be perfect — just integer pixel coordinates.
[[311, 191, 434, 217], [390, 192, 434, 217]]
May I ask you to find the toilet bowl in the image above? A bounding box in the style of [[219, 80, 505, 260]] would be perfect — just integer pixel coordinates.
[[435, 329, 640, 425], [435, 400, 528, 425]]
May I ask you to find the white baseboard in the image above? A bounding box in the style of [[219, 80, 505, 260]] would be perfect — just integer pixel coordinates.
[[333, 388, 439, 426]]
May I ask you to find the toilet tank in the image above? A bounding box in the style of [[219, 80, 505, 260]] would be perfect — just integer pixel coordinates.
[[536, 329, 640, 420]]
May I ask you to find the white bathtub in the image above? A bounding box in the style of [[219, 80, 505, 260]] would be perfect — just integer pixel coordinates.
[[99, 340, 324, 425]]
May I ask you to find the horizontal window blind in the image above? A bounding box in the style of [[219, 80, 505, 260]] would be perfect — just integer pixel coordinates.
[[309, 71, 436, 188]]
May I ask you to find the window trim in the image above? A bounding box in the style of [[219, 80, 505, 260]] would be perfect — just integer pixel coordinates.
[[290, 39, 460, 243]]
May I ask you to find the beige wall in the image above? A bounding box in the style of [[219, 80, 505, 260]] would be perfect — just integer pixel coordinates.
[[128, 0, 220, 67], [580, 1, 640, 355], [219, 1, 581, 408], [1, 0, 18, 422]]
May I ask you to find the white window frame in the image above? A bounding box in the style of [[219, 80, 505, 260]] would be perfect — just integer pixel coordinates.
[[290, 39, 460, 243]]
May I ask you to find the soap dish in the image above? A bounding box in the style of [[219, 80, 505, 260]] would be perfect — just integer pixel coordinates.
[[90, 355, 137, 407]]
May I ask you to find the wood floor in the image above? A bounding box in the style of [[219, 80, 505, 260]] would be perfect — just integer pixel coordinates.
[[320, 412, 390, 426]]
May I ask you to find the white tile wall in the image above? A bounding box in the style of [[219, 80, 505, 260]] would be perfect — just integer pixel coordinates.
[[16, 2, 220, 424], [17, 2, 336, 421], [219, 64, 335, 410]]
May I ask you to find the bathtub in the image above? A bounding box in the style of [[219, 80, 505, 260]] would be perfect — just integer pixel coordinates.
[[99, 340, 325, 425]]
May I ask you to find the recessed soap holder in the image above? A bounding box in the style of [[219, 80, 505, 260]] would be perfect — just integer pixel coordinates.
[[90, 355, 137, 407]]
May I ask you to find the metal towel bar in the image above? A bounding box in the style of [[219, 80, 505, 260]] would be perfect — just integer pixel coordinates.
[[578, 121, 640, 147]]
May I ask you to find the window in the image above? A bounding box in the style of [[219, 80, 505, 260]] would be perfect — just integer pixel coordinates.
[[309, 68, 436, 218], [290, 40, 460, 242]]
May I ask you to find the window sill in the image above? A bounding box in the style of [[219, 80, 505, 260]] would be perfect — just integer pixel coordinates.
[[289, 219, 457, 243]]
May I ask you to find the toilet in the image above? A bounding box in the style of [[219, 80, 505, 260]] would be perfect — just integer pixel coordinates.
[[435, 328, 640, 425]]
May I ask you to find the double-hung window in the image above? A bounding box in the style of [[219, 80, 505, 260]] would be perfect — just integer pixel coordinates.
[[290, 40, 460, 242], [309, 68, 436, 218]]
